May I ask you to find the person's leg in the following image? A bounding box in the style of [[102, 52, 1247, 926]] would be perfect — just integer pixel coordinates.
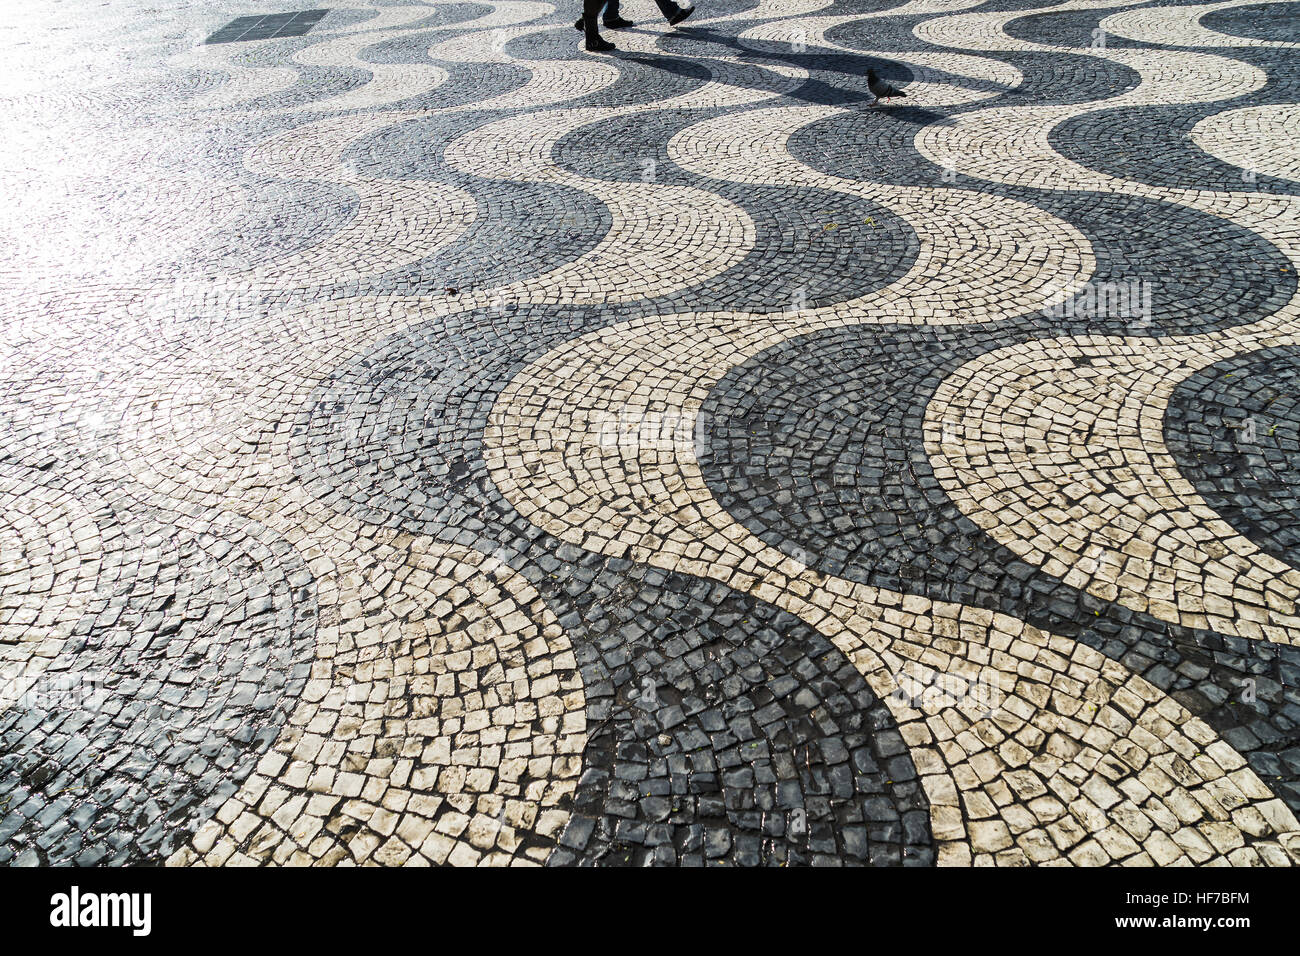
[[602, 0, 635, 28], [577, 0, 633, 29], [575, 0, 598, 31], [650, 0, 695, 25], [580, 0, 615, 49]]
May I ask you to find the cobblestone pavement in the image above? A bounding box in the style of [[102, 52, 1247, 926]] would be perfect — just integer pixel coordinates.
[[2, 0, 1299, 868]]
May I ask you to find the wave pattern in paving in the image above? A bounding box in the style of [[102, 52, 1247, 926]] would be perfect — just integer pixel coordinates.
[[1, 0, 1299, 867]]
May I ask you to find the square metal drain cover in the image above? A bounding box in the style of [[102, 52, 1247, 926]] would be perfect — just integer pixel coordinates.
[[205, 9, 329, 44]]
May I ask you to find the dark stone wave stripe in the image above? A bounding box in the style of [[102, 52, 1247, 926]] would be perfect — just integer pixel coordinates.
[[289, 303, 631, 538], [1232, 46, 1300, 101], [684, 0, 766, 18], [382, 175, 613, 294], [700, 323, 1075, 606], [1003, 7, 1144, 49], [315, 7, 402, 33], [1049, 105, 1300, 195], [1152, 0, 1250, 7], [1164, 344, 1300, 572], [334, 110, 623, 294], [1024, 190, 1296, 332], [323, 5, 475, 35], [559, 49, 717, 108], [235, 65, 373, 114], [0, 509, 316, 866], [823, 0, 919, 15], [659, 179, 918, 312], [82, 106, 374, 279], [696, 323, 1300, 815], [548, 558, 931, 866], [1201, 0, 1300, 43], [974, 0, 1071, 11], [551, 105, 919, 313], [354, 3, 497, 52], [199, 179, 363, 274], [390, 58, 539, 112], [967, 50, 1144, 107], [821, 15, 947, 54]]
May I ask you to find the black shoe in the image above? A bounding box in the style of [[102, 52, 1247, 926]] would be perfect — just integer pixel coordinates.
[[578, 14, 635, 30], [668, 5, 694, 25], [585, 33, 616, 51]]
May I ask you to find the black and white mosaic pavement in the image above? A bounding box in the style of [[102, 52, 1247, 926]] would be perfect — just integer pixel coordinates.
[[2, 0, 1300, 867]]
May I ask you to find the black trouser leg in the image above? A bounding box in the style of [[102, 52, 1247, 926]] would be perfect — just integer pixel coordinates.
[[582, 0, 605, 35], [650, 0, 683, 19]]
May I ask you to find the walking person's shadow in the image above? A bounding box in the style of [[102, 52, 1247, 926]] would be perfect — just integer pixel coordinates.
[[606, 23, 1010, 122]]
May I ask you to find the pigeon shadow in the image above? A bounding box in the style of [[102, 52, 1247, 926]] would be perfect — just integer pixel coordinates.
[[876, 104, 952, 125]]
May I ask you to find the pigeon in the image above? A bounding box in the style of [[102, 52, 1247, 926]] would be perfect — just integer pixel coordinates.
[[866, 68, 906, 106]]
